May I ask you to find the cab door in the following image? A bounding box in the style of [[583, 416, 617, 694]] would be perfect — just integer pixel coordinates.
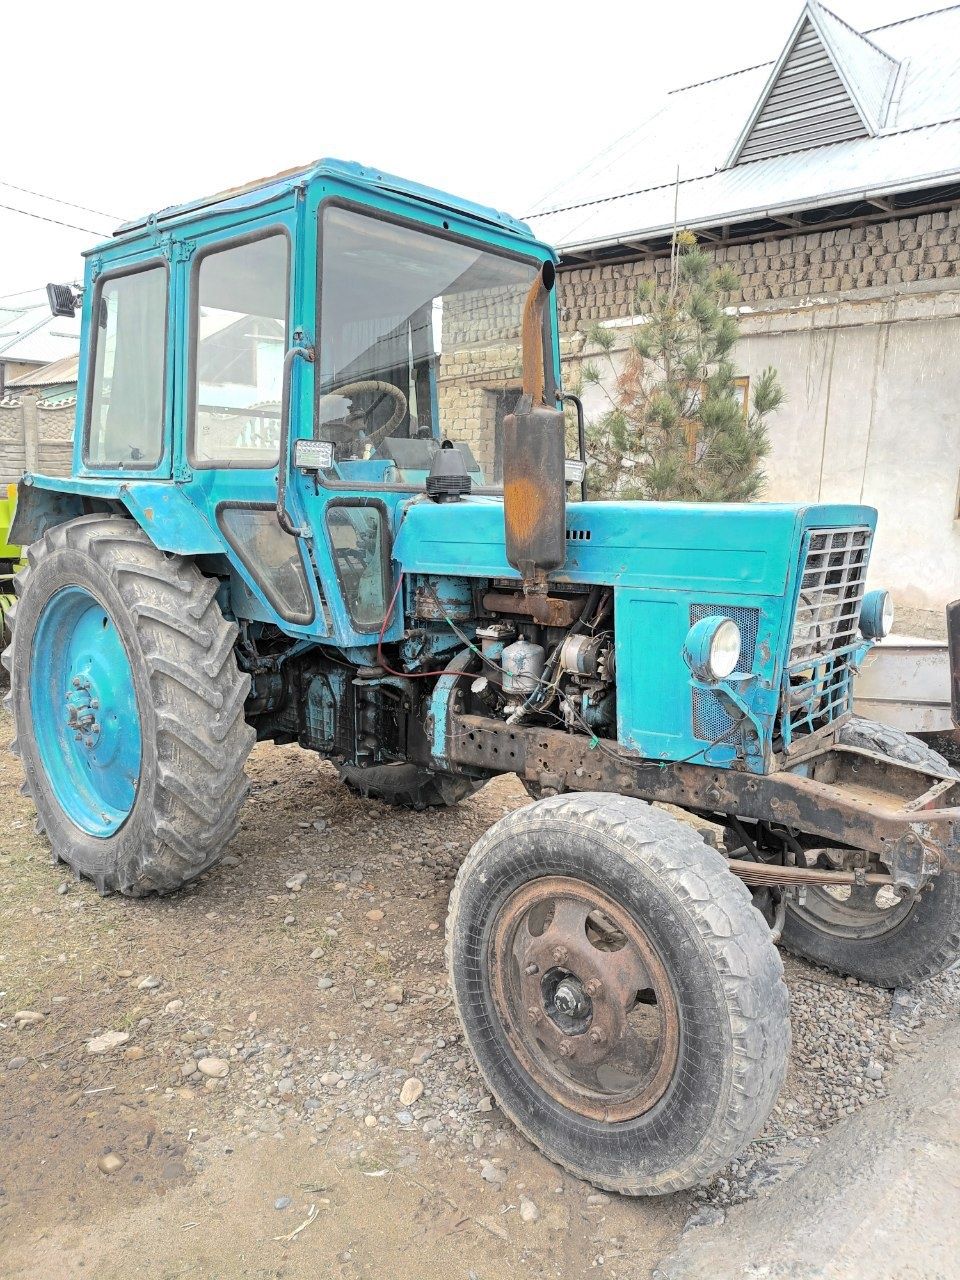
[[176, 213, 326, 636]]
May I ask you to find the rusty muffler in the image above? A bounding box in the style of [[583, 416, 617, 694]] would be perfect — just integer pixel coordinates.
[[502, 262, 566, 594]]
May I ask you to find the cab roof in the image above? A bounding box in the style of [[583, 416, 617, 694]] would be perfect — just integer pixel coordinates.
[[105, 157, 537, 251]]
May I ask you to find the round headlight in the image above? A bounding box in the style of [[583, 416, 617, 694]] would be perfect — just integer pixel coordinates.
[[860, 589, 894, 640], [683, 616, 742, 682]]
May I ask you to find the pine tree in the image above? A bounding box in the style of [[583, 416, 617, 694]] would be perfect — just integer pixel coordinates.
[[578, 232, 783, 502]]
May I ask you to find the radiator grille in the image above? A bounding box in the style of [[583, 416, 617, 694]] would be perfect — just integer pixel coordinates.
[[783, 526, 871, 741], [691, 604, 760, 744]]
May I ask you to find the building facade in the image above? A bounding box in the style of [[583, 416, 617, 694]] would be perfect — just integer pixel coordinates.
[[529, 2, 960, 624]]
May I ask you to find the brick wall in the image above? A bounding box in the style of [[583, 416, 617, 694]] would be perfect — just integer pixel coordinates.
[[556, 209, 960, 332]]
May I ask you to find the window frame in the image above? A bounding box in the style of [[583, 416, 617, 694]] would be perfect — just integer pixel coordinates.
[[82, 257, 170, 471], [215, 500, 316, 625], [324, 497, 392, 632], [314, 197, 557, 493], [187, 224, 292, 471]]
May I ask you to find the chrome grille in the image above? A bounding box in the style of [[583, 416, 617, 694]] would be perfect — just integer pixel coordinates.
[[783, 526, 871, 741]]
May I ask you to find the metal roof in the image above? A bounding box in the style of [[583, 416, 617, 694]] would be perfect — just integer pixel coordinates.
[[528, 3, 960, 253], [7, 352, 79, 387], [0, 303, 81, 366]]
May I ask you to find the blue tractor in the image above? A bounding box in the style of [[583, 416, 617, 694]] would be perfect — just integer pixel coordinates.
[[7, 159, 960, 1194]]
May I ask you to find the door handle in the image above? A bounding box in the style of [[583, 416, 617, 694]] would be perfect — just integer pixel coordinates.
[[277, 344, 315, 536]]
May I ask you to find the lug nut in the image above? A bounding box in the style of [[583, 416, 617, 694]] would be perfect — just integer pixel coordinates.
[[527, 1006, 543, 1025], [584, 979, 603, 998], [524, 963, 539, 976], [552, 946, 568, 965], [558, 1039, 575, 1058], [588, 1028, 606, 1045]]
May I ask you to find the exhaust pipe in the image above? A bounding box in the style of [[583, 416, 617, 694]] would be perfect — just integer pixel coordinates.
[[502, 262, 566, 594]]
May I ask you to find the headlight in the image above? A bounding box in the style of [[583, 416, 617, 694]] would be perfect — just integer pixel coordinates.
[[683, 616, 742, 682], [860, 589, 894, 640]]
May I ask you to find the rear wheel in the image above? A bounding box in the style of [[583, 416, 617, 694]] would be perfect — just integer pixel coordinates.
[[447, 793, 789, 1194], [781, 716, 960, 987], [4, 515, 254, 896]]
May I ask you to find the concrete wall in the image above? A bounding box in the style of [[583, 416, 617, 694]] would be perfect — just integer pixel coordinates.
[[0, 393, 75, 486]]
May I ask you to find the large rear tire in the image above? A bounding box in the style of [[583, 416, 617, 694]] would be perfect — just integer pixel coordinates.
[[3, 515, 254, 896], [781, 716, 960, 987], [447, 792, 789, 1195]]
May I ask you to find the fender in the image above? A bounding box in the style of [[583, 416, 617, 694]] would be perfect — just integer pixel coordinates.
[[11, 474, 224, 556]]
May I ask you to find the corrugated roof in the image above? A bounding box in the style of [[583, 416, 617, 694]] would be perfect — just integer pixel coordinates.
[[0, 303, 81, 366], [528, 3, 960, 252], [7, 353, 79, 387]]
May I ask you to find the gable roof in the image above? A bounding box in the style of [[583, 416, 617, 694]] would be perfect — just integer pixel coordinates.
[[728, 3, 900, 164], [0, 302, 81, 367], [528, 3, 960, 257]]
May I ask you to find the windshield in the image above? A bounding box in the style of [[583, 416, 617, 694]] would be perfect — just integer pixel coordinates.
[[316, 205, 550, 488]]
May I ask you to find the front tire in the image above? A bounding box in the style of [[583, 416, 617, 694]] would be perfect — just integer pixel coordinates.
[[4, 515, 254, 896], [781, 717, 960, 988], [447, 793, 789, 1195]]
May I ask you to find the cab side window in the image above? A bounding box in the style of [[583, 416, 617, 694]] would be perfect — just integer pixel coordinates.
[[85, 264, 167, 468], [191, 233, 289, 467]]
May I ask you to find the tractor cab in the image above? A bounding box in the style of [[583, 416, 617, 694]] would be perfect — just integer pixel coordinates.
[[40, 160, 559, 651]]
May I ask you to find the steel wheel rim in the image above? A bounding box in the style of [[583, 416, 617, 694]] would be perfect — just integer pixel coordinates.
[[790, 882, 915, 939], [489, 876, 680, 1122], [29, 585, 142, 837]]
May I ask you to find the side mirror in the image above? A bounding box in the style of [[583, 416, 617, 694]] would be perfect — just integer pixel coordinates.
[[46, 283, 82, 318]]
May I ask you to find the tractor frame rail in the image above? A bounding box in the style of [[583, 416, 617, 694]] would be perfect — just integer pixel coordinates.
[[447, 713, 960, 894]]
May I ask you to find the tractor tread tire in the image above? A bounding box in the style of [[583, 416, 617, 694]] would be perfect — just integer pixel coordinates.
[[447, 792, 790, 1195], [340, 761, 482, 810], [3, 514, 254, 896], [781, 716, 960, 987]]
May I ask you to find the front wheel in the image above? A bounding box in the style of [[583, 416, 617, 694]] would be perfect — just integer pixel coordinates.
[[447, 793, 790, 1195], [781, 717, 960, 987]]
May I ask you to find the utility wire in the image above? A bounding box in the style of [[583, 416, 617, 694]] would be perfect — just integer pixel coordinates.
[[0, 178, 122, 223], [0, 199, 109, 237]]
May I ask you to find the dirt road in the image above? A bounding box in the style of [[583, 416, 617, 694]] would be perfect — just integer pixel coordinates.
[[1, 713, 958, 1279]]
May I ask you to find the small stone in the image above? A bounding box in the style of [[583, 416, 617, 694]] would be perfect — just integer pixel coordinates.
[[197, 1057, 229, 1079], [286, 872, 308, 891], [317, 977, 334, 991], [519, 1196, 540, 1224], [164, 999, 184, 1015], [123, 1046, 145, 1062], [275, 1195, 292, 1211], [87, 1030, 130, 1055], [399, 1077, 424, 1106], [366, 909, 385, 923], [97, 1153, 125, 1175], [364, 1114, 377, 1128], [587, 1193, 610, 1206], [137, 976, 161, 991], [277, 1078, 295, 1097], [477, 1095, 494, 1113], [480, 1161, 506, 1185], [395, 1110, 414, 1125], [319, 1071, 341, 1087], [13, 1011, 45, 1027], [56, 882, 69, 895], [384, 983, 404, 1004], [411, 1046, 434, 1066], [866, 1061, 883, 1081], [283, 915, 296, 926], [116, 969, 134, 978], [683, 1206, 726, 1231], [7, 1056, 29, 1070]]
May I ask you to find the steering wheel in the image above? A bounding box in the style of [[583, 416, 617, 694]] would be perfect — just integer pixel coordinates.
[[318, 380, 408, 450]]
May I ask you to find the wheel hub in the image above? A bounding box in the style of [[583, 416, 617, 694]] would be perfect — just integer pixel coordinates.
[[65, 674, 102, 748], [490, 876, 680, 1122]]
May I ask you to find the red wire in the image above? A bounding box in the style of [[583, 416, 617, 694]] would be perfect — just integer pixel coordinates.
[[375, 572, 472, 679]]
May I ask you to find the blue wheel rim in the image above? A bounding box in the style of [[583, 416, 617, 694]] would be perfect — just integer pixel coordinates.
[[30, 585, 142, 837]]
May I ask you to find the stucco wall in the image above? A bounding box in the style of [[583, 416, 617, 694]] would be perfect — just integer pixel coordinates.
[[0, 394, 75, 486]]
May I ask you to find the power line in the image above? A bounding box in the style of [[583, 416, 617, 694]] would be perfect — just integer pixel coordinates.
[[0, 178, 122, 223], [0, 199, 109, 237]]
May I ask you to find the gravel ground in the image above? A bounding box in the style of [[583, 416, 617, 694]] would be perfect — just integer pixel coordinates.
[[2, 713, 959, 1277]]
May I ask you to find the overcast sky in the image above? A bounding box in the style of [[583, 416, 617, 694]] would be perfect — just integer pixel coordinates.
[[0, 0, 938, 302]]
